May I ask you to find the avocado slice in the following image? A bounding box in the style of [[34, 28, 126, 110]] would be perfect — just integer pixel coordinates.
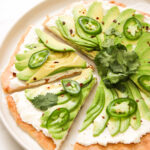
[[96, 6, 120, 47], [35, 29, 75, 52], [135, 32, 150, 56], [72, 4, 98, 45], [87, 1, 103, 22], [27, 52, 86, 83], [128, 80, 150, 121], [56, 15, 97, 49], [139, 48, 150, 63], [15, 59, 29, 71], [47, 25, 98, 59], [17, 67, 38, 81]]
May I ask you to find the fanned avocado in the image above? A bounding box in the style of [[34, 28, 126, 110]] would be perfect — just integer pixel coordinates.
[[72, 4, 98, 45], [35, 29, 75, 52], [27, 52, 86, 83], [56, 15, 97, 49], [97, 6, 120, 45]]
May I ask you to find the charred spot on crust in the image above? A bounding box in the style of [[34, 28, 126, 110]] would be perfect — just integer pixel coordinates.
[[12, 72, 16, 77]]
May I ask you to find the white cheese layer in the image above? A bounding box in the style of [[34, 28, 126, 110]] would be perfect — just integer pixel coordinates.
[[12, 90, 65, 150], [77, 118, 150, 146]]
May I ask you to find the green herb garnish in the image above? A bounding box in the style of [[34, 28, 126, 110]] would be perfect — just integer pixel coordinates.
[[31, 93, 58, 111], [94, 44, 140, 87]]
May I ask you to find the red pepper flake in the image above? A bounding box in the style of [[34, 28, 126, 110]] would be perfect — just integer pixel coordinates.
[[146, 26, 149, 31], [33, 77, 37, 81], [46, 40, 48, 44], [87, 65, 95, 71], [91, 35, 95, 38], [80, 83, 83, 87], [102, 116, 105, 119], [47, 86, 50, 89], [61, 94, 64, 97], [64, 48, 66, 51], [54, 61, 59, 63], [132, 14, 135, 17], [147, 41, 150, 47], [62, 21, 66, 25], [57, 108, 60, 110], [66, 82, 71, 87], [133, 117, 136, 120], [96, 17, 99, 20], [136, 99, 139, 102], [12, 72, 16, 77], [82, 11, 85, 14], [70, 29, 73, 34], [102, 21, 104, 25], [45, 79, 49, 83], [113, 19, 117, 23]]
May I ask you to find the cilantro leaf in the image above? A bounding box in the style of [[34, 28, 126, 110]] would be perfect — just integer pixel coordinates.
[[31, 93, 58, 111], [94, 44, 140, 87]]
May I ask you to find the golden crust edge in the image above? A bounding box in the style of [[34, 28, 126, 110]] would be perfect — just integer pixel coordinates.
[[6, 95, 56, 150], [1, 26, 32, 93]]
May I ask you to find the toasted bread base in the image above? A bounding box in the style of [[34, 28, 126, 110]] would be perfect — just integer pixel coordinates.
[[74, 135, 150, 150], [6, 95, 56, 150]]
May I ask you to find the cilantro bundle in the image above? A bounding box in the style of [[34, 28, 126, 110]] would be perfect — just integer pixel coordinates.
[[94, 44, 140, 87]]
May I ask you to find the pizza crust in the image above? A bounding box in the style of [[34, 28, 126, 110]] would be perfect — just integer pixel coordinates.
[[1, 26, 81, 93], [6, 95, 56, 150]]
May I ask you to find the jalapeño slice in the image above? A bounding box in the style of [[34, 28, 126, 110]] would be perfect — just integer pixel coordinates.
[[107, 98, 137, 118], [28, 49, 50, 69], [46, 108, 69, 128], [138, 75, 150, 92], [61, 79, 81, 95], [123, 17, 142, 40], [78, 16, 102, 35]]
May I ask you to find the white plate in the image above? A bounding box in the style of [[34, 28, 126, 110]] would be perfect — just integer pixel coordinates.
[[0, 0, 98, 149], [1, 0, 150, 150]]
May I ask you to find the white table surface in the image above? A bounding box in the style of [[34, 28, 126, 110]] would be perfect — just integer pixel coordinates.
[[0, 0, 150, 150]]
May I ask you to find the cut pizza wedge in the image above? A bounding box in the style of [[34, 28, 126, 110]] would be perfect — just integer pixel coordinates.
[[7, 68, 96, 150], [1, 26, 87, 93]]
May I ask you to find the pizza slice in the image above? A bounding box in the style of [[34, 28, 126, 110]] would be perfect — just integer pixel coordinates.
[[7, 68, 96, 150], [1, 26, 87, 93]]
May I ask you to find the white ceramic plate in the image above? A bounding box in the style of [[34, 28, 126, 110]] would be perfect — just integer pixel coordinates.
[[1, 0, 150, 150], [0, 0, 98, 149]]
